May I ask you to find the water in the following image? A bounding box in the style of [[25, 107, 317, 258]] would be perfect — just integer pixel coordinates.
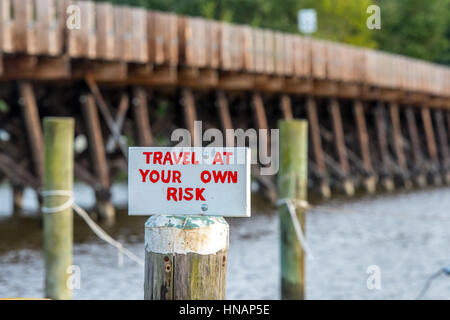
[[1, 184, 450, 299]]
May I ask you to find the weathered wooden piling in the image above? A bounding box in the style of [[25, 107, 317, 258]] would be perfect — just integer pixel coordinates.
[[374, 102, 395, 191], [421, 107, 442, 186], [353, 100, 376, 193], [329, 99, 354, 196], [306, 96, 330, 198], [278, 120, 308, 300], [42, 117, 74, 300], [81, 94, 115, 225], [12, 184, 24, 216], [405, 107, 427, 187], [389, 103, 412, 189], [144, 215, 229, 300]]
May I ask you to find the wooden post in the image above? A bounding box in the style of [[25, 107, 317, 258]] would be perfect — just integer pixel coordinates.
[[306, 96, 330, 198], [421, 107, 441, 185], [279, 120, 308, 300], [12, 184, 24, 216], [353, 100, 376, 193], [43, 117, 74, 300], [144, 215, 229, 300], [329, 98, 354, 196], [280, 94, 293, 120], [405, 107, 427, 187], [374, 102, 394, 191], [19, 82, 44, 185], [389, 103, 412, 189], [132, 87, 153, 146], [81, 94, 115, 224], [433, 110, 450, 184], [216, 91, 234, 147], [181, 88, 200, 146]]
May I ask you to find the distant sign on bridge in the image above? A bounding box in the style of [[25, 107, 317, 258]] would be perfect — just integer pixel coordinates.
[[298, 9, 317, 34], [128, 147, 251, 217]]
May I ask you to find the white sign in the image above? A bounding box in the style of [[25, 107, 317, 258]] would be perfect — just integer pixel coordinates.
[[128, 147, 251, 217], [298, 9, 317, 34]]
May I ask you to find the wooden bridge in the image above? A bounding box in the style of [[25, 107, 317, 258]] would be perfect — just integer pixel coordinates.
[[0, 0, 449, 221]]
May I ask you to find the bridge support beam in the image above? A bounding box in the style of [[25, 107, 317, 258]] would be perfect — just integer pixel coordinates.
[[433, 110, 450, 184], [18, 81, 44, 192], [353, 100, 376, 194], [81, 94, 115, 225], [421, 107, 441, 185], [307, 96, 330, 198], [12, 184, 24, 216], [216, 91, 234, 147], [181, 88, 200, 146], [405, 107, 427, 187], [280, 94, 293, 120], [375, 102, 394, 191], [329, 98, 354, 196], [132, 87, 153, 146], [389, 103, 412, 189]]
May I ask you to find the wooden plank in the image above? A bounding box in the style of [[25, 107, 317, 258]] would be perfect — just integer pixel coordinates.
[[283, 35, 294, 76], [242, 26, 254, 72], [206, 20, 220, 69], [253, 28, 265, 73], [311, 39, 327, 79], [18, 81, 44, 184], [132, 87, 153, 146], [68, 1, 96, 58], [130, 7, 148, 63], [274, 32, 285, 75], [263, 30, 274, 74], [149, 11, 178, 66], [12, 0, 29, 52], [96, 2, 115, 60], [220, 22, 232, 70], [1, 0, 14, 53], [28, 0, 61, 56]]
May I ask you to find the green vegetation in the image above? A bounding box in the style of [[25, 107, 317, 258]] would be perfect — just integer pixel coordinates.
[[102, 0, 450, 64]]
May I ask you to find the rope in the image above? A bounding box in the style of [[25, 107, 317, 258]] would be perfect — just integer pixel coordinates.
[[277, 198, 314, 259], [41, 190, 73, 214], [40, 190, 144, 267]]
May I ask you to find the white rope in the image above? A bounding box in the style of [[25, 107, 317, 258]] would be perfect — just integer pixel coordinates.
[[72, 203, 144, 267], [40, 189, 144, 267], [277, 198, 314, 259], [41, 190, 73, 214]]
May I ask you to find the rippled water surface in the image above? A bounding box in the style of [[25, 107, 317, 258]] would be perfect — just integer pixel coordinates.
[[1, 184, 450, 299]]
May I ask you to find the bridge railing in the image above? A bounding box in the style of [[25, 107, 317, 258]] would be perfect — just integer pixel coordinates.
[[0, 0, 449, 97]]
